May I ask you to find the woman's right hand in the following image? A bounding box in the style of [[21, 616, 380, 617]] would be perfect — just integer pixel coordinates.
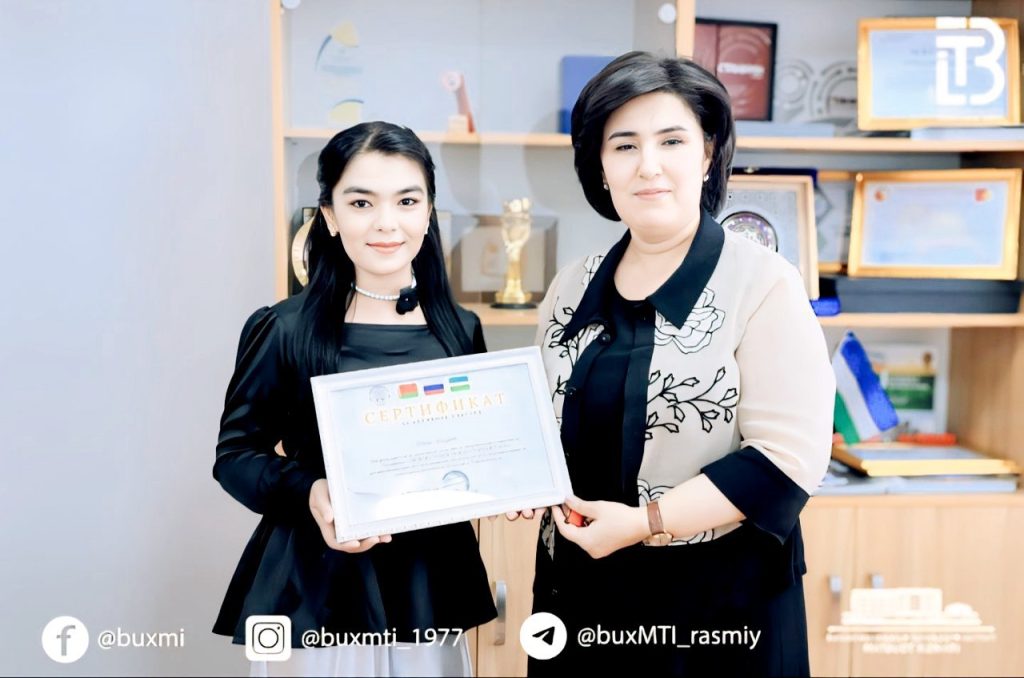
[[504, 508, 538, 521], [309, 479, 392, 553]]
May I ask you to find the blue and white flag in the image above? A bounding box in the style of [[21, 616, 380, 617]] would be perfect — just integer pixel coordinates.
[[833, 332, 899, 444]]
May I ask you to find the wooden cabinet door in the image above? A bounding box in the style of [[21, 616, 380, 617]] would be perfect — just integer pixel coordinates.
[[475, 517, 542, 677], [801, 505, 856, 677], [853, 506, 1024, 677]]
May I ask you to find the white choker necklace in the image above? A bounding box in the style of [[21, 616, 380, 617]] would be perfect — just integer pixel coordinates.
[[352, 273, 417, 301]]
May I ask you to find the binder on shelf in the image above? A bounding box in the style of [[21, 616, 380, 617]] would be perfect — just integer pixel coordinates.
[[559, 56, 614, 133]]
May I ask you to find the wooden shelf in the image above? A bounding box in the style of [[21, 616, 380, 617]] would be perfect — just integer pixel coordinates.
[[285, 128, 1024, 153], [463, 303, 541, 327], [467, 304, 1024, 329], [809, 491, 1024, 508], [818, 313, 1024, 328], [286, 128, 571, 147], [736, 136, 1024, 154]]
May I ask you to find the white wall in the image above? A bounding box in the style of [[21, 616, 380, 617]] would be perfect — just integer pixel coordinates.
[[0, 1, 274, 674]]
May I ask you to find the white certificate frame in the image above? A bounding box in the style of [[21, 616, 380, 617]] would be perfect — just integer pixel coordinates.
[[310, 346, 571, 543]]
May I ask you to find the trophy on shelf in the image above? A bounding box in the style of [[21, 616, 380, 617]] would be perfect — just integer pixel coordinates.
[[492, 198, 536, 309]]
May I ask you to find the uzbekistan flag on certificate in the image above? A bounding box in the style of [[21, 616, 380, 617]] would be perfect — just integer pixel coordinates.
[[449, 375, 470, 392], [832, 331, 899, 444]]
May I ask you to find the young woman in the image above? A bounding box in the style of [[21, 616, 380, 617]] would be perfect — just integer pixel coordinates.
[[213, 122, 496, 677], [523, 52, 835, 676]]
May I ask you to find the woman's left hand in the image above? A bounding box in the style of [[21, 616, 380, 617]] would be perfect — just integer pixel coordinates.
[[552, 496, 650, 559]]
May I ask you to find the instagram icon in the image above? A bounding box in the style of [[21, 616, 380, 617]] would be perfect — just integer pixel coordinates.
[[245, 616, 292, 662]]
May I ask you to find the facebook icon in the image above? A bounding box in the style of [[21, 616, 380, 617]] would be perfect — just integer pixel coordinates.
[[42, 616, 89, 663]]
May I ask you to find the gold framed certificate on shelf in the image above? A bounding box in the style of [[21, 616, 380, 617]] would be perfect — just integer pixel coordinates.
[[310, 346, 571, 543], [849, 168, 1022, 280], [857, 17, 1021, 130]]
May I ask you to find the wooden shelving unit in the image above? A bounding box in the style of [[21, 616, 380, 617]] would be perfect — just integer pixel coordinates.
[[286, 127, 1024, 153], [466, 303, 1024, 329], [809, 491, 1024, 508], [271, 2, 1024, 675]]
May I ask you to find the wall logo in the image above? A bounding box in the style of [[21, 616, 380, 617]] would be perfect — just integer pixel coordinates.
[[41, 616, 89, 663], [827, 587, 996, 655]]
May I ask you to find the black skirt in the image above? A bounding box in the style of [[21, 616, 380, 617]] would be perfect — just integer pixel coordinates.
[[528, 522, 810, 677]]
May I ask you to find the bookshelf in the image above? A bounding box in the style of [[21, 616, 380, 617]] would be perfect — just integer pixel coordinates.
[[287, 127, 1024, 153]]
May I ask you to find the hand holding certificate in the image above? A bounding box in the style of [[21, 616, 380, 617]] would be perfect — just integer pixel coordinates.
[[311, 346, 572, 543]]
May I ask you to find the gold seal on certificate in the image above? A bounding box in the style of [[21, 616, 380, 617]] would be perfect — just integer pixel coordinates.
[[310, 346, 571, 543]]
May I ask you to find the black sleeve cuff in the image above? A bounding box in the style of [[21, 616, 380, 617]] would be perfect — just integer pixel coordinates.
[[701, 446, 810, 543]]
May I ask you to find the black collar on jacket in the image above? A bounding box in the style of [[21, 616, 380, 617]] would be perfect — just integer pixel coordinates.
[[560, 209, 726, 344]]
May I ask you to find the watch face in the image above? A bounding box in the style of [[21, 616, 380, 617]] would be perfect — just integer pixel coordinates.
[[721, 210, 779, 252], [644, 532, 673, 547]]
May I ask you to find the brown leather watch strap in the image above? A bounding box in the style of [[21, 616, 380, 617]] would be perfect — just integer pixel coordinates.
[[647, 500, 665, 536]]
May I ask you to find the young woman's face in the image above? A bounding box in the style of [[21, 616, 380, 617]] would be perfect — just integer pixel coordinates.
[[600, 91, 712, 238], [322, 151, 431, 282]]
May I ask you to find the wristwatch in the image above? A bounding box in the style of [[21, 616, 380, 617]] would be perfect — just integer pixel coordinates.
[[642, 500, 673, 546]]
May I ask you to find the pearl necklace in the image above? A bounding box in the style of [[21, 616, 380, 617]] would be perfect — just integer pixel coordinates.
[[352, 273, 416, 301]]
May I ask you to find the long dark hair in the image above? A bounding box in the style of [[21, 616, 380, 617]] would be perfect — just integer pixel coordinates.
[[296, 122, 473, 376], [571, 51, 736, 219]]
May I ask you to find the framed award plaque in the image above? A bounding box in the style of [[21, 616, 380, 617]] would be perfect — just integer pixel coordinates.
[[721, 170, 820, 299], [694, 18, 777, 121]]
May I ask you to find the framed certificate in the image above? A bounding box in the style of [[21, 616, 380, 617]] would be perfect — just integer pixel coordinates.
[[720, 171, 820, 298], [310, 346, 571, 542], [816, 171, 855, 274], [849, 168, 1022, 279], [857, 17, 1021, 130]]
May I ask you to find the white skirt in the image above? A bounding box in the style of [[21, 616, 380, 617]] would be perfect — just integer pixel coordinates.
[[249, 637, 473, 678]]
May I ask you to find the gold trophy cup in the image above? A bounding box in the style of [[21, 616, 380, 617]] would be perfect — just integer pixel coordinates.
[[492, 198, 537, 309]]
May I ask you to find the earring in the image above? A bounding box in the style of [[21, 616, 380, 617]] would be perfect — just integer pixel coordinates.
[[703, 174, 710, 183], [602, 182, 609, 190]]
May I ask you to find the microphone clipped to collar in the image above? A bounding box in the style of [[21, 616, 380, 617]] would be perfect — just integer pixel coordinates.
[[352, 273, 420, 315]]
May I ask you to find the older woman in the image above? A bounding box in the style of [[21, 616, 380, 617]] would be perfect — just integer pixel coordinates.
[[525, 52, 835, 676]]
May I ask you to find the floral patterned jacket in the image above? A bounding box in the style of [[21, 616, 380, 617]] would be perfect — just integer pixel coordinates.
[[535, 211, 835, 550]]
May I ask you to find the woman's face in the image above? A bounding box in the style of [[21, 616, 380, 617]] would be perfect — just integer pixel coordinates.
[[600, 91, 712, 238], [322, 151, 431, 282]]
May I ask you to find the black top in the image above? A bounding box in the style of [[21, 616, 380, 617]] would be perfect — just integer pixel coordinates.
[[212, 293, 497, 646], [530, 219, 811, 676]]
